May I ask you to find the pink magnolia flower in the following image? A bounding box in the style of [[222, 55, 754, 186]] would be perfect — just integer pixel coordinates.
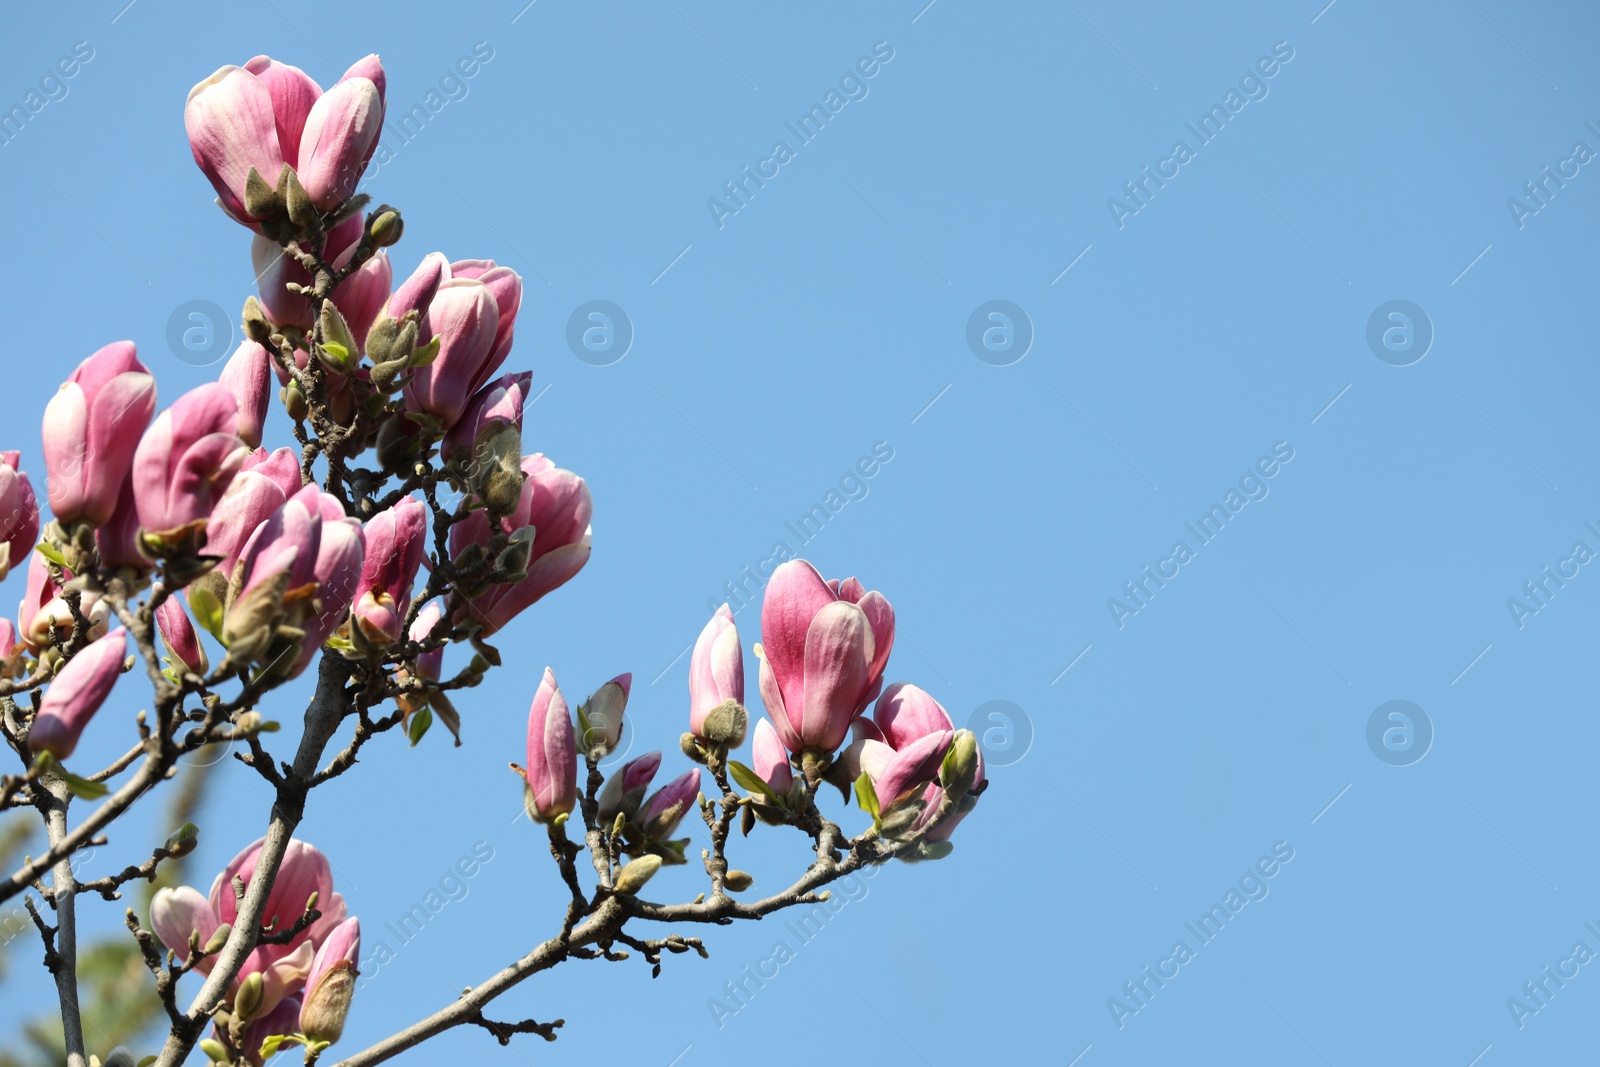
[[209, 838, 348, 1013], [383, 251, 447, 324], [17, 553, 108, 653], [299, 915, 360, 1041], [132, 383, 251, 540], [41, 341, 157, 526], [756, 560, 895, 755], [861, 730, 952, 810], [28, 627, 127, 759], [639, 769, 701, 840], [409, 600, 446, 681], [439, 370, 531, 463], [403, 278, 500, 431], [689, 603, 743, 740], [872, 682, 955, 749], [296, 54, 385, 210], [524, 668, 576, 822], [254, 213, 391, 344], [752, 718, 793, 795], [94, 478, 147, 571], [449, 454, 592, 636], [351, 496, 426, 645], [225, 484, 364, 678], [185, 65, 285, 225], [0, 452, 39, 582], [156, 596, 209, 675], [205, 446, 302, 579], [218, 341, 273, 449], [447, 259, 522, 369], [148, 884, 219, 967]]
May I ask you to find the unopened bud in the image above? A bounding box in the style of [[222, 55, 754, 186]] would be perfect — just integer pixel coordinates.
[[203, 923, 231, 955], [723, 869, 754, 892], [700, 700, 747, 748], [319, 302, 359, 372], [234, 970, 265, 1021], [198, 1039, 228, 1062], [281, 378, 309, 421], [680, 731, 704, 763], [369, 207, 403, 247], [242, 166, 281, 220], [164, 822, 199, 858], [920, 840, 955, 860], [612, 855, 662, 896], [282, 166, 317, 229], [942, 729, 980, 798], [242, 296, 272, 343], [300, 959, 357, 1042]]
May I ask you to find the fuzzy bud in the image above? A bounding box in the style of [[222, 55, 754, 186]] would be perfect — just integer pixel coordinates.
[[612, 855, 662, 896], [700, 700, 747, 748], [723, 869, 754, 892]]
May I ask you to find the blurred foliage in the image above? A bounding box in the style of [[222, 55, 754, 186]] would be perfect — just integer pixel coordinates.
[[0, 759, 216, 1066]]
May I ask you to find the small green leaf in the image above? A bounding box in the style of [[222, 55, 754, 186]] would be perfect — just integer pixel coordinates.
[[187, 585, 224, 641], [575, 705, 593, 752], [409, 335, 441, 367], [61, 769, 108, 800], [408, 705, 433, 746], [33, 543, 67, 567], [727, 760, 780, 802], [854, 772, 880, 824]]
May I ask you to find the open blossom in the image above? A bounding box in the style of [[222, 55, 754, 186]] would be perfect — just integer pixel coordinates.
[[28, 627, 127, 759], [524, 668, 576, 821], [296, 54, 385, 209], [224, 484, 364, 678], [184, 64, 285, 225], [41, 341, 157, 526], [689, 603, 743, 741], [449, 454, 592, 636], [18, 553, 108, 652], [151, 836, 353, 1030], [242, 55, 321, 170], [131, 383, 250, 541], [351, 496, 426, 645], [404, 258, 523, 430], [756, 560, 895, 755], [0, 452, 39, 582]]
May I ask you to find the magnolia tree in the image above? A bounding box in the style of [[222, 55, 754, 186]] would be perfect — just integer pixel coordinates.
[[0, 52, 988, 1067]]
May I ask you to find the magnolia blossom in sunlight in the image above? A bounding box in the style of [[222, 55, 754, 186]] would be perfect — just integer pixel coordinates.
[[524, 667, 577, 822], [41, 341, 156, 527], [27, 627, 127, 759]]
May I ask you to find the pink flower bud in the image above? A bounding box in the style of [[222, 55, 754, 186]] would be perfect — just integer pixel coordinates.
[[752, 718, 793, 794], [241, 55, 322, 169], [580, 672, 631, 755], [206, 446, 302, 579], [352, 496, 426, 645], [28, 627, 127, 759], [439, 371, 531, 463], [385, 251, 447, 324], [449, 454, 592, 636], [689, 603, 743, 740], [0, 452, 39, 582], [41, 341, 157, 526], [132, 383, 250, 539], [408, 600, 445, 681], [404, 278, 501, 430], [595, 749, 660, 823], [296, 54, 385, 210], [184, 66, 285, 226], [524, 668, 576, 821], [869, 729, 952, 810], [299, 916, 359, 1042], [757, 560, 894, 755], [218, 342, 272, 449], [640, 768, 701, 840], [156, 596, 209, 675]]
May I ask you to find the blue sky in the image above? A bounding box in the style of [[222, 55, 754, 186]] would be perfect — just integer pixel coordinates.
[[2, 1, 1599, 1063]]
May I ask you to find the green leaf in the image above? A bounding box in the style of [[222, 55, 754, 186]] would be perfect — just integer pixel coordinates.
[[188, 584, 224, 641], [256, 1033, 307, 1057], [575, 705, 593, 753], [409, 335, 442, 367], [408, 705, 433, 746], [60, 768, 108, 800], [727, 760, 780, 802], [33, 542, 67, 567], [320, 341, 350, 363], [854, 772, 880, 824]]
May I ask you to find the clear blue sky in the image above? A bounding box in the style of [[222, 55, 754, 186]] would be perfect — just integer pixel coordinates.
[[3, 1, 1598, 1063]]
